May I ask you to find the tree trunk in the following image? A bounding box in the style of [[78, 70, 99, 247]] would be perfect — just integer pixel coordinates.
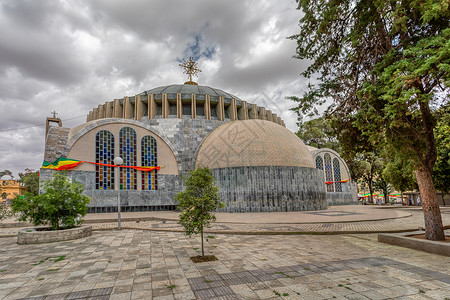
[[201, 227, 204, 257], [415, 169, 445, 241], [368, 181, 374, 204]]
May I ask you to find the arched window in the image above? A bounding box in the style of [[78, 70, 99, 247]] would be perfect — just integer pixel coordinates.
[[141, 135, 158, 190], [119, 127, 137, 190], [324, 153, 334, 192], [96, 130, 115, 190], [315, 156, 323, 170], [333, 158, 342, 192]]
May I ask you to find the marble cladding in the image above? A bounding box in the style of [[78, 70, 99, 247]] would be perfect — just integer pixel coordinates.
[[41, 118, 349, 212], [39, 169, 181, 208], [326, 181, 359, 206], [212, 166, 327, 212]]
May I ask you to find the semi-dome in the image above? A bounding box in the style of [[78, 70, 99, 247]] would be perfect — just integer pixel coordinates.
[[196, 119, 315, 169]]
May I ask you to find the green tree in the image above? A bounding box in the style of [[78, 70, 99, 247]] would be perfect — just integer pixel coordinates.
[[347, 152, 383, 204], [175, 168, 223, 257], [289, 0, 449, 240], [11, 172, 90, 230], [373, 176, 393, 205], [297, 116, 341, 152], [18, 169, 40, 196], [433, 105, 450, 205], [383, 155, 417, 204]]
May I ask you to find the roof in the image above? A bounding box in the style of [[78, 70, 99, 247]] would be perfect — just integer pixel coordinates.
[[142, 84, 242, 100], [196, 120, 315, 169]]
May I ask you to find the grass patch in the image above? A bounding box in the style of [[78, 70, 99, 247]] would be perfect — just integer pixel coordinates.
[[167, 284, 176, 290], [0, 270, 6, 273], [282, 293, 289, 297], [338, 284, 344, 287], [33, 256, 65, 265], [273, 290, 281, 296], [419, 289, 425, 294], [47, 268, 59, 272], [54, 256, 65, 262], [207, 236, 215, 239], [345, 286, 353, 291], [38, 278, 45, 281], [303, 267, 310, 270], [204, 280, 213, 283], [275, 271, 293, 279]]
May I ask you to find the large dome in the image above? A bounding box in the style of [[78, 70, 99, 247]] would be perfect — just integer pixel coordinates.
[[196, 119, 315, 169], [143, 84, 242, 100]]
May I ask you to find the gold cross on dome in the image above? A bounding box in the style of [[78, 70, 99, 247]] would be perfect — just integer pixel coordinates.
[[179, 57, 201, 84]]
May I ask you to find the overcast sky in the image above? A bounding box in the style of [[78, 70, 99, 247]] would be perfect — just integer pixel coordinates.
[[0, 0, 311, 178]]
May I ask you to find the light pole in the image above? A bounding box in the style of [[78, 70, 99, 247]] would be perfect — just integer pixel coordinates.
[[114, 157, 123, 230]]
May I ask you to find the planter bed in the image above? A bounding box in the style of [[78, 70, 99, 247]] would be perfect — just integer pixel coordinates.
[[17, 225, 92, 245]]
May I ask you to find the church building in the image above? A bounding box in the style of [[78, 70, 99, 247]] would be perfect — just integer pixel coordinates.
[[41, 59, 357, 213]]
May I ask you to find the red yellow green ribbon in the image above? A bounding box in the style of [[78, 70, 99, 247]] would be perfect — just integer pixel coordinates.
[[42, 157, 160, 172], [325, 178, 350, 185]]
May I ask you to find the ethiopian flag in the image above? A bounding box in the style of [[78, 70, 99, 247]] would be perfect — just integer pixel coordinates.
[[42, 157, 161, 172], [42, 158, 83, 171]]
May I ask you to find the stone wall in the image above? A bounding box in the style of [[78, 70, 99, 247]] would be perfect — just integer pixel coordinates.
[[40, 169, 181, 211], [17, 226, 92, 245], [212, 166, 327, 212], [326, 181, 359, 206], [42, 118, 227, 211], [44, 126, 70, 163]]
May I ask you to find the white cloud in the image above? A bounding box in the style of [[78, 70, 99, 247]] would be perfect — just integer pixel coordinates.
[[0, 0, 311, 177]]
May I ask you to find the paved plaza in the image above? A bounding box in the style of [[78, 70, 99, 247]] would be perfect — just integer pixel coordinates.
[[0, 206, 449, 299]]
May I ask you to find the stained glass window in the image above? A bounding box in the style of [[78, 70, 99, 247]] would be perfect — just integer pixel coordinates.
[[324, 153, 334, 192], [119, 127, 137, 190], [333, 158, 342, 192], [315, 156, 323, 170], [95, 130, 114, 190], [141, 135, 158, 190]]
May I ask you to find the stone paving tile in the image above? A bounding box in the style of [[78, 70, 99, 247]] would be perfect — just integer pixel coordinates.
[[1, 229, 450, 300]]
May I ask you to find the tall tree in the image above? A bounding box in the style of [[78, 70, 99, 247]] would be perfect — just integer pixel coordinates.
[[297, 116, 341, 152], [347, 152, 383, 203], [383, 155, 417, 204], [373, 176, 393, 205], [433, 105, 450, 205], [289, 0, 449, 240]]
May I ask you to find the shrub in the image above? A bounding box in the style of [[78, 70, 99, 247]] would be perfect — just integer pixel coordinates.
[[11, 172, 90, 230]]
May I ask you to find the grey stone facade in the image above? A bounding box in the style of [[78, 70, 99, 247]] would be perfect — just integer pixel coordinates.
[[42, 118, 230, 211], [213, 166, 327, 212], [326, 181, 359, 206], [42, 116, 331, 213]]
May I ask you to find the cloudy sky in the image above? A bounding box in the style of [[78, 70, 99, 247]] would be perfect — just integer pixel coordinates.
[[0, 0, 311, 178]]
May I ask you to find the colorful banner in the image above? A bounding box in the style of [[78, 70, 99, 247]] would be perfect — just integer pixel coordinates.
[[42, 158, 83, 171], [42, 157, 161, 172], [359, 193, 401, 198], [325, 178, 350, 185]]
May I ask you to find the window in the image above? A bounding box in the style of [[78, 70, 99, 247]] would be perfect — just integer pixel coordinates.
[[141, 136, 158, 190], [119, 127, 137, 190], [95, 130, 115, 190], [315, 156, 323, 170], [324, 153, 334, 192], [333, 158, 342, 192]]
